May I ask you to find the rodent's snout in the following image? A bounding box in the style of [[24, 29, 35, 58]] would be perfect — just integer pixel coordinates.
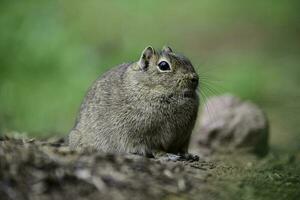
[[179, 73, 199, 90], [188, 73, 199, 89], [190, 74, 199, 87]]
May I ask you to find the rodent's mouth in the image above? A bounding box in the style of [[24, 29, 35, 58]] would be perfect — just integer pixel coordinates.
[[182, 88, 197, 98]]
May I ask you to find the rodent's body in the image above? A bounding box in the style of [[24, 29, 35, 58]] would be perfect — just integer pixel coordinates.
[[69, 46, 199, 156]]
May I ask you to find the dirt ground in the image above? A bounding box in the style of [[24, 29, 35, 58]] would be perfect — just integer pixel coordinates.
[[0, 135, 299, 200]]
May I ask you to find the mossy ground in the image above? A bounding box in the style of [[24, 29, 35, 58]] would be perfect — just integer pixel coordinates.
[[206, 153, 300, 200]]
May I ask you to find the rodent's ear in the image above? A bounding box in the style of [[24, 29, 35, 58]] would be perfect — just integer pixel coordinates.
[[162, 46, 173, 54], [139, 46, 156, 70]]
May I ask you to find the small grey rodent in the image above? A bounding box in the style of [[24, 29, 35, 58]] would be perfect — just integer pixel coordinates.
[[69, 46, 199, 158]]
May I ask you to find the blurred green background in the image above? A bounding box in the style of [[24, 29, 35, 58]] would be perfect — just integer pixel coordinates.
[[0, 0, 299, 151]]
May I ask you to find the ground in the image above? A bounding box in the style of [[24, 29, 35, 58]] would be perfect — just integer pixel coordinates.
[[0, 136, 299, 200]]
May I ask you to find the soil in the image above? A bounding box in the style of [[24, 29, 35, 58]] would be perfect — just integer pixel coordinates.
[[0, 135, 299, 200]]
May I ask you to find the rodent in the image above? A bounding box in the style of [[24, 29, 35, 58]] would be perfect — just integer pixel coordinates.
[[69, 46, 199, 158]]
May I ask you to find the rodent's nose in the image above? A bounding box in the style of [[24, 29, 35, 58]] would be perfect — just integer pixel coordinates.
[[190, 74, 199, 88], [191, 76, 199, 85]]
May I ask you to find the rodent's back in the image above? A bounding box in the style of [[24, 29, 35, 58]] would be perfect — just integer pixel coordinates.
[[69, 63, 131, 150]]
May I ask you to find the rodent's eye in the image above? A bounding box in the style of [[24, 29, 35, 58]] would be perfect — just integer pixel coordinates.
[[157, 61, 171, 72]]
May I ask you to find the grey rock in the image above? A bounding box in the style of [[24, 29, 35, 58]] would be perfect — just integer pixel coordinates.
[[195, 94, 269, 156]]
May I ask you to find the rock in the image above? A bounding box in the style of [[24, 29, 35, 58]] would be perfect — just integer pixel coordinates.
[[194, 94, 269, 156], [0, 135, 214, 200]]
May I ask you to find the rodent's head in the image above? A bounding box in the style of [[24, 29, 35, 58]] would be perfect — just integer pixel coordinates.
[[130, 46, 199, 99]]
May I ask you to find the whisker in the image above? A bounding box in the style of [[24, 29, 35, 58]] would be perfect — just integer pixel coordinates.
[[196, 68, 230, 123], [201, 82, 224, 96], [198, 88, 218, 123]]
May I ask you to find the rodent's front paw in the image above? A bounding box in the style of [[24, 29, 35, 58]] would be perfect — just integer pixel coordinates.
[[178, 153, 200, 162], [153, 152, 199, 162], [154, 153, 181, 162]]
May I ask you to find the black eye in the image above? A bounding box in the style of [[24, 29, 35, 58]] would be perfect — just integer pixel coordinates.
[[158, 61, 171, 71]]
